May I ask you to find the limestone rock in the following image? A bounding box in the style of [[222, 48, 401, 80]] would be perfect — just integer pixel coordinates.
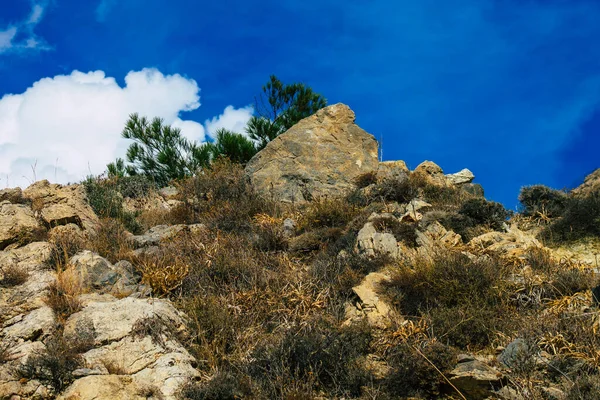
[[64, 296, 186, 345], [23, 180, 99, 231], [449, 360, 504, 399], [349, 272, 397, 328], [0, 241, 53, 272], [58, 375, 149, 400], [69, 251, 118, 289], [2, 306, 55, 341], [377, 161, 409, 182], [131, 224, 188, 248], [356, 221, 400, 259], [0, 201, 42, 250], [245, 103, 379, 203], [158, 186, 179, 200], [413, 160, 447, 186], [469, 225, 541, 259], [0, 187, 23, 203], [446, 168, 475, 185]]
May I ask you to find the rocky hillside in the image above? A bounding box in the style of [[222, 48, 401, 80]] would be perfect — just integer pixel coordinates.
[[1, 104, 599, 400]]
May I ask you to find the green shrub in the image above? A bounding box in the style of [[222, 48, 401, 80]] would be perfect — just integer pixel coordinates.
[[542, 191, 600, 242], [82, 176, 141, 233], [115, 175, 156, 199], [458, 198, 510, 230], [519, 185, 570, 219]]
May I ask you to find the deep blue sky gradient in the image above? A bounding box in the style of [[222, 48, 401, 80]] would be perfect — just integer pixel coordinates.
[[1, 0, 599, 207]]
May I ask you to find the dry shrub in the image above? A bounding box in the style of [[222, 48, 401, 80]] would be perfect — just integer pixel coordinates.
[[48, 227, 86, 270], [135, 253, 190, 296], [45, 268, 84, 321], [86, 218, 132, 263], [182, 372, 253, 400], [248, 319, 372, 398], [0, 263, 28, 287], [299, 196, 358, 231], [176, 158, 275, 232], [131, 315, 175, 347], [17, 326, 95, 393], [371, 216, 418, 247], [384, 341, 457, 398], [353, 171, 378, 189], [252, 213, 288, 252]]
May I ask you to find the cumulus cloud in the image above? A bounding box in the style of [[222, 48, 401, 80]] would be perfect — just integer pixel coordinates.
[[0, 69, 204, 188], [0, 68, 256, 188], [204, 105, 254, 139], [0, 2, 49, 54]]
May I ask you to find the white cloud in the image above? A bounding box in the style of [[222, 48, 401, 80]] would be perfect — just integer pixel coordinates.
[[0, 2, 48, 54], [0, 68, 210, 188], [0, 27, 17, 51], [204, 105, 254, 139]]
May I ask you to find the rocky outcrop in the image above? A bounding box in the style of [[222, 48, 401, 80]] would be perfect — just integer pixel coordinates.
[[469, 225, 541, 259], [346, 272, 398, 328], [0, 187, 23, 203], [245, 103, 379, 202], [23, 180, 99, 232], [0, 201, 42, 250], [571, 168, 600, 197], [413, 160, 477, 188]]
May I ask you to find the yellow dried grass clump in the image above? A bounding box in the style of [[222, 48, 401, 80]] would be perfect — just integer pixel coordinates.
[[137, 255, 190, 296]]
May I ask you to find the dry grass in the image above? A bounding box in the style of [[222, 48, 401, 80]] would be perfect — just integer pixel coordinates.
[[45, 268, 85, 321], [86, 218, 133, 263], [135, 253, 190, 296], [0, 263, 28, 287]]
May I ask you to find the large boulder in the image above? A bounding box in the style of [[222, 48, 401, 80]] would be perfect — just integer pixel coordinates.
[[0, 201, 42, 250], [23, 180, 99, 231], [245, 103, 379, 202]]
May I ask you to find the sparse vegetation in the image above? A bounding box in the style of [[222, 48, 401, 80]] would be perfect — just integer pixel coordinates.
[[0, 263, 28, 287]]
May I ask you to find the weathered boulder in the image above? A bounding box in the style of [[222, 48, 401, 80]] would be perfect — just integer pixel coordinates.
[[469, 225, 541, 259], [23, 180, 99, 231], [0, 201, 42, 250], [449, 360, 504, 399], [349, 272, 397, 328], [131, 224, 189, 248], [63, 296, 185, 345], [376, 160, 409, 182], [413, 160, 447, 186], [0, 187, 23, 203], [446, 168, 475, 185], [58, 375, 149, 400], [245, 103, 379, 202], [2, 306, 55, 341], [69, 251, 119, 289], [356, 221, 401, 259]]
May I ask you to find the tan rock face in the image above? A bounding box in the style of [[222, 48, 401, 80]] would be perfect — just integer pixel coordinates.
[[0, 201, 42, 250], [23, 180, 99, 232], [571, 168, 600, 197], [245, 103, 379, 202]]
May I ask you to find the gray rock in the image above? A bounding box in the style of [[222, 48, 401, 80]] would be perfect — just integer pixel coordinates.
[[245, 103, 379, 203], [499, 338, 538, 368], [132, 225, 188, 248], [282, 218, 297, 238], [70, 251, 117, 289], [446, 168, 475, 185], [449, 360, 504, 399]]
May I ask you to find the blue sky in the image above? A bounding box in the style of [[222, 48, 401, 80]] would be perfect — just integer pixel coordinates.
[[1, 0, 599, 207]]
